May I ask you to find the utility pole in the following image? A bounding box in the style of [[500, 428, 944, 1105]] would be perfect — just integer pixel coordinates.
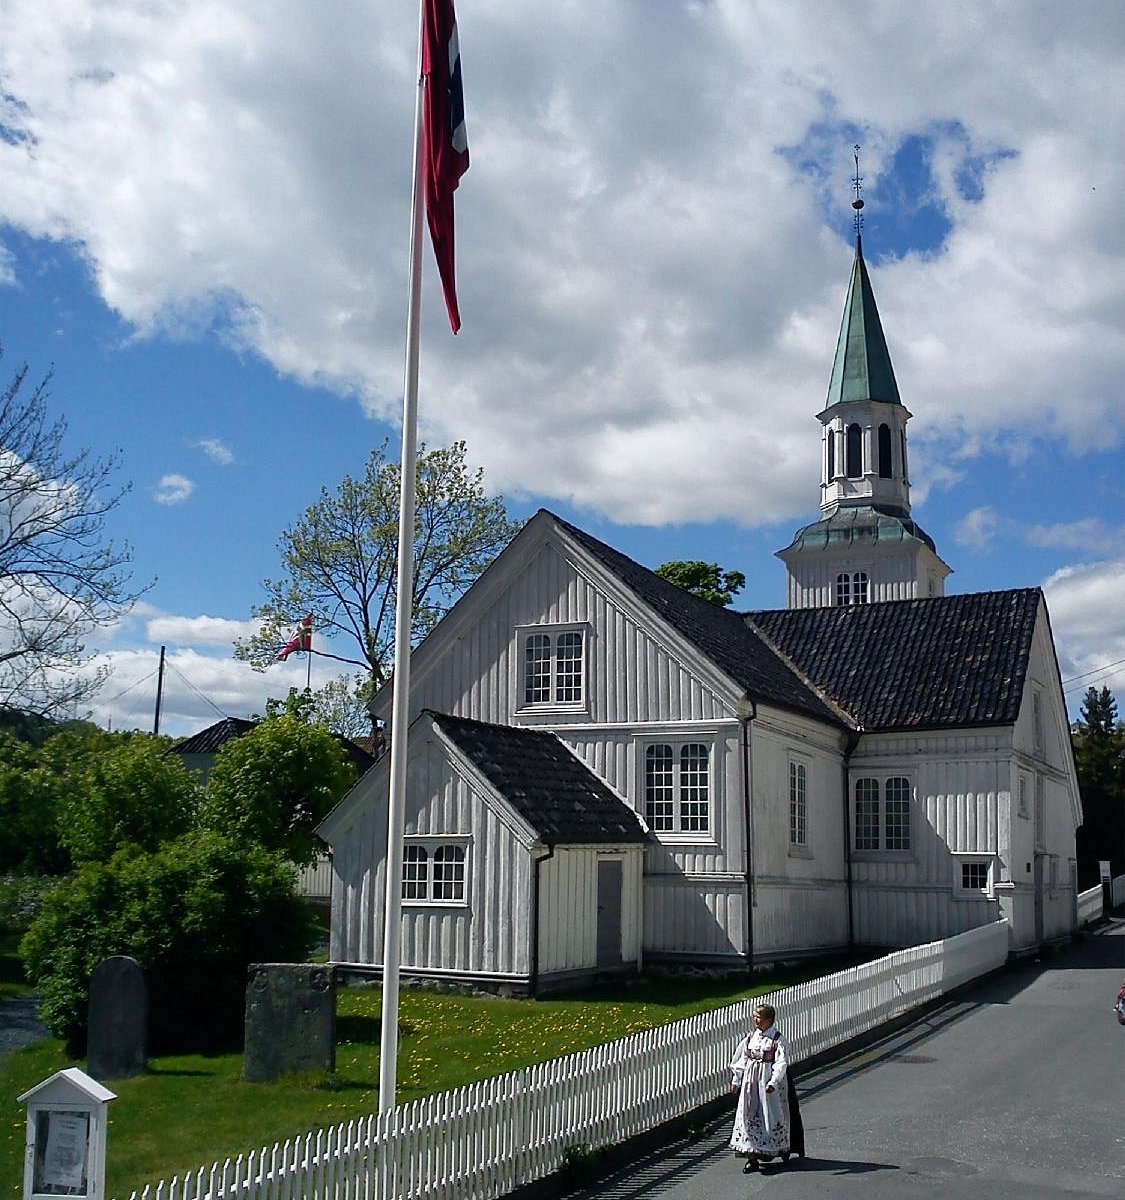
[[153, 645, 166, 736]]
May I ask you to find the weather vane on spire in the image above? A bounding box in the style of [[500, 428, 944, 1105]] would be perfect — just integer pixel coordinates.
[[851, 143, 865, 239]]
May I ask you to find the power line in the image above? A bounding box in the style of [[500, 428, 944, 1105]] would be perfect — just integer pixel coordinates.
[[165, 662, 231, 722], [1062, 656, 1125, 686]]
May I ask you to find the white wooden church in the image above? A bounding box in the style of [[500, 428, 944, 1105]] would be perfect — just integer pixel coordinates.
[[317, 232, 1082, 992]]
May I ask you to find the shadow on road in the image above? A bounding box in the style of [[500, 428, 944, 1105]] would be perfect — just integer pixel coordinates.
[[760, 1157, 898, 1176]]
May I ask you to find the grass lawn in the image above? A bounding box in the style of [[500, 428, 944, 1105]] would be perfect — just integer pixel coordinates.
[[1, 955, 865, 1200]]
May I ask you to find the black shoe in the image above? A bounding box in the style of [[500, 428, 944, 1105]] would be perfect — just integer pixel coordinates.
[[780, 1152, 791, 1163], [742, 1160, 759, 1174]]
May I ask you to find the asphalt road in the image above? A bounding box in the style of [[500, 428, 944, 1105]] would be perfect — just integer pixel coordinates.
[[575, 922, 1125, 1200]]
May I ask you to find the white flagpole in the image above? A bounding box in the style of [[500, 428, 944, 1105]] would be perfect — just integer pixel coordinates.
[[379, 0, 427, 1115]]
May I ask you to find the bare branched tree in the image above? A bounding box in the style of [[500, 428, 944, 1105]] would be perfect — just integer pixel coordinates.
[[0, 349, 142, 716]]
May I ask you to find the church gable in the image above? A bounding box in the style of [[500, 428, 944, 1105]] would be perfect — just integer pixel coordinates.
[[392, 510, 750, 731]]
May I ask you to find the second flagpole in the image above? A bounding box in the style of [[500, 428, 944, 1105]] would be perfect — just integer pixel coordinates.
[[378, 0, 428, 1116]]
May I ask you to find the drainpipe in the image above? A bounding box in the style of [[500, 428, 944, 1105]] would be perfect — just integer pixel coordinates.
[[842, 730, 860, 950], [528, 843, 555, 997], [736, 695, 758, 969]]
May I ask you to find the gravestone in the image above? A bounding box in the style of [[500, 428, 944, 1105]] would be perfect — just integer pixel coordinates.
[[86, 956, 147, 1080], [243, 963, 336, 1082]]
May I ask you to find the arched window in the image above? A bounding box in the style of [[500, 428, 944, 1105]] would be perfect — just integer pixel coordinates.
[[900, 430, 908, 483], [826, 430, 836, 481], [845, 423, 862, 478], [835, 573, 851, 606], [433, 845, 466, 901], [645, 741, 711, 835], [878, 424, 892, 478], [853, 572, 869, 604]]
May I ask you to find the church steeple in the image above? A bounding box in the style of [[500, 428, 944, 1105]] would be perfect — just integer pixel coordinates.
[[824, 235, 902, 410], [776, 148, 951, 610]]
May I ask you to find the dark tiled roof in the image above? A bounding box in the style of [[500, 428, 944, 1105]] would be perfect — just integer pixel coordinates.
[[173, 717, 256, 754], [429, 711, 648, 846], [549, 513, 840, 724], [748, 589, 1042, 731], [174, 716, 376, 774]]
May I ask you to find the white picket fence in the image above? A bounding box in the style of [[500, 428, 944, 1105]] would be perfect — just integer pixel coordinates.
[[1077, 884, 1103, 926], [126, 920, 1009, 1200], [1077, 874, 1125, 926]]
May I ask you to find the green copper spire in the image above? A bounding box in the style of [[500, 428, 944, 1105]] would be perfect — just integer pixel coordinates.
[[824, 233, 902, 408]]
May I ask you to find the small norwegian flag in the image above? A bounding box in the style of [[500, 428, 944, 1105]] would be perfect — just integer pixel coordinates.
[[276, 614, 313, 661]]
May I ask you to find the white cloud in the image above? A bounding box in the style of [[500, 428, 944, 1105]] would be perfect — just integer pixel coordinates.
[[953, 507, 1001, 552], [0, 1, 1121, 529], [146, 613, 258, 646], [1041, 559, 1125, 707], [195, 437, 234, 465], [1026, 519, 1123, 557], [153, 473, 195, 505]]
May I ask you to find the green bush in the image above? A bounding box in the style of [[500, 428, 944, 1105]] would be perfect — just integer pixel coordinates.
[[200, 713, 355, 866], [57, 733, 199, 864], [20, 831, 318, 1054]]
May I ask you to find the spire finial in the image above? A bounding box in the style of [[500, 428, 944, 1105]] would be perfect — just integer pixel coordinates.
[[851, 144, 865, 246]]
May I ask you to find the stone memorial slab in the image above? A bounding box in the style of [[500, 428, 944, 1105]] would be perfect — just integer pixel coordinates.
[[244, 963, 335, 1082], [87, 956, 147, 1080]]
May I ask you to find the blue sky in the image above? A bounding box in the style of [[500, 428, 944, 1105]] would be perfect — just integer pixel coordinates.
[[1, 1, 1123, 735]]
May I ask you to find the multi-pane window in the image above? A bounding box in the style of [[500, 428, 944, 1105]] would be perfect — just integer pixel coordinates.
[[402, 842, 468, 903], [432, 845, 466, 901], [961, 861, 989, 891], [645, 742, 710, 835], [855, 778, 880, 850], [854, 776, 911, 851], [884, 777, 911, 850], [402, 844, 428, 900], [521, 628, 585, 706], [789, 761, 808, 846], [523, 634, 552, 704], [835, 572, 869, 606], [555, 632, 583, 702]]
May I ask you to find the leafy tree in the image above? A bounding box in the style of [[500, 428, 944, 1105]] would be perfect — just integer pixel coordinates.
[[305, 672, 379, 740], [0, 349, 144, 717], [1073, 685, 1125, 888], [655, 560, 747, 607], [0, 722, 121, 874], [199, 708, 356, 865], [20, 831, 317, 1052], [55, 733, 199, 865], [234, 441, 521, 717]]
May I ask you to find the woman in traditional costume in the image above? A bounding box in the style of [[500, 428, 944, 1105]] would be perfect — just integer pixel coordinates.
[[729, 1003, 805, 1172]]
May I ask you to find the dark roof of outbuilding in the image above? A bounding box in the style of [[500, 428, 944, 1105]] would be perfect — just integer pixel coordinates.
[[429, 711, 648, 846], [173, 716, 376, 774], [550, 513, 841, 724], [748, 588, 1042, 731], [173, 716, 257, 754]]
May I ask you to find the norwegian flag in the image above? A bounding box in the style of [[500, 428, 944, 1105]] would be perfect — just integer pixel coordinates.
[[422, 0, 469, 333], [276, 614, 313, 661]]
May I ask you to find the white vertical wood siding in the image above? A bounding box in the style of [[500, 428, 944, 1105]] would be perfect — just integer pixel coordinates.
[[328, 735, 535, 980], [849, 730, 1008, 945], [407, 540, 731, 729], [537, 848, 643, 976], [785, 547, 929, 610]]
